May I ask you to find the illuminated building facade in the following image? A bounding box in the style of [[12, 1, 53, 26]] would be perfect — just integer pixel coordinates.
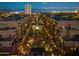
[[25, 4, 32, 14], [76, 10, 79, 16]]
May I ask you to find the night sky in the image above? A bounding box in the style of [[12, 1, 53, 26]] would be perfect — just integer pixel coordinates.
[[0, 2, 79, 12]]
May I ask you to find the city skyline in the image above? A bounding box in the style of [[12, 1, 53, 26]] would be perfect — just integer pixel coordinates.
[[0, 2, 79, 56]]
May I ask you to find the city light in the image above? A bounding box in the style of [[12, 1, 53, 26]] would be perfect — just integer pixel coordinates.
[[0, 2, 79, 56], [35, 26, 39, 30], [26, 44, 30, 47]]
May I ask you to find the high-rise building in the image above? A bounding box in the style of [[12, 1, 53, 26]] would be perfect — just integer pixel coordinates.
[[25, 4, 31, 14]]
